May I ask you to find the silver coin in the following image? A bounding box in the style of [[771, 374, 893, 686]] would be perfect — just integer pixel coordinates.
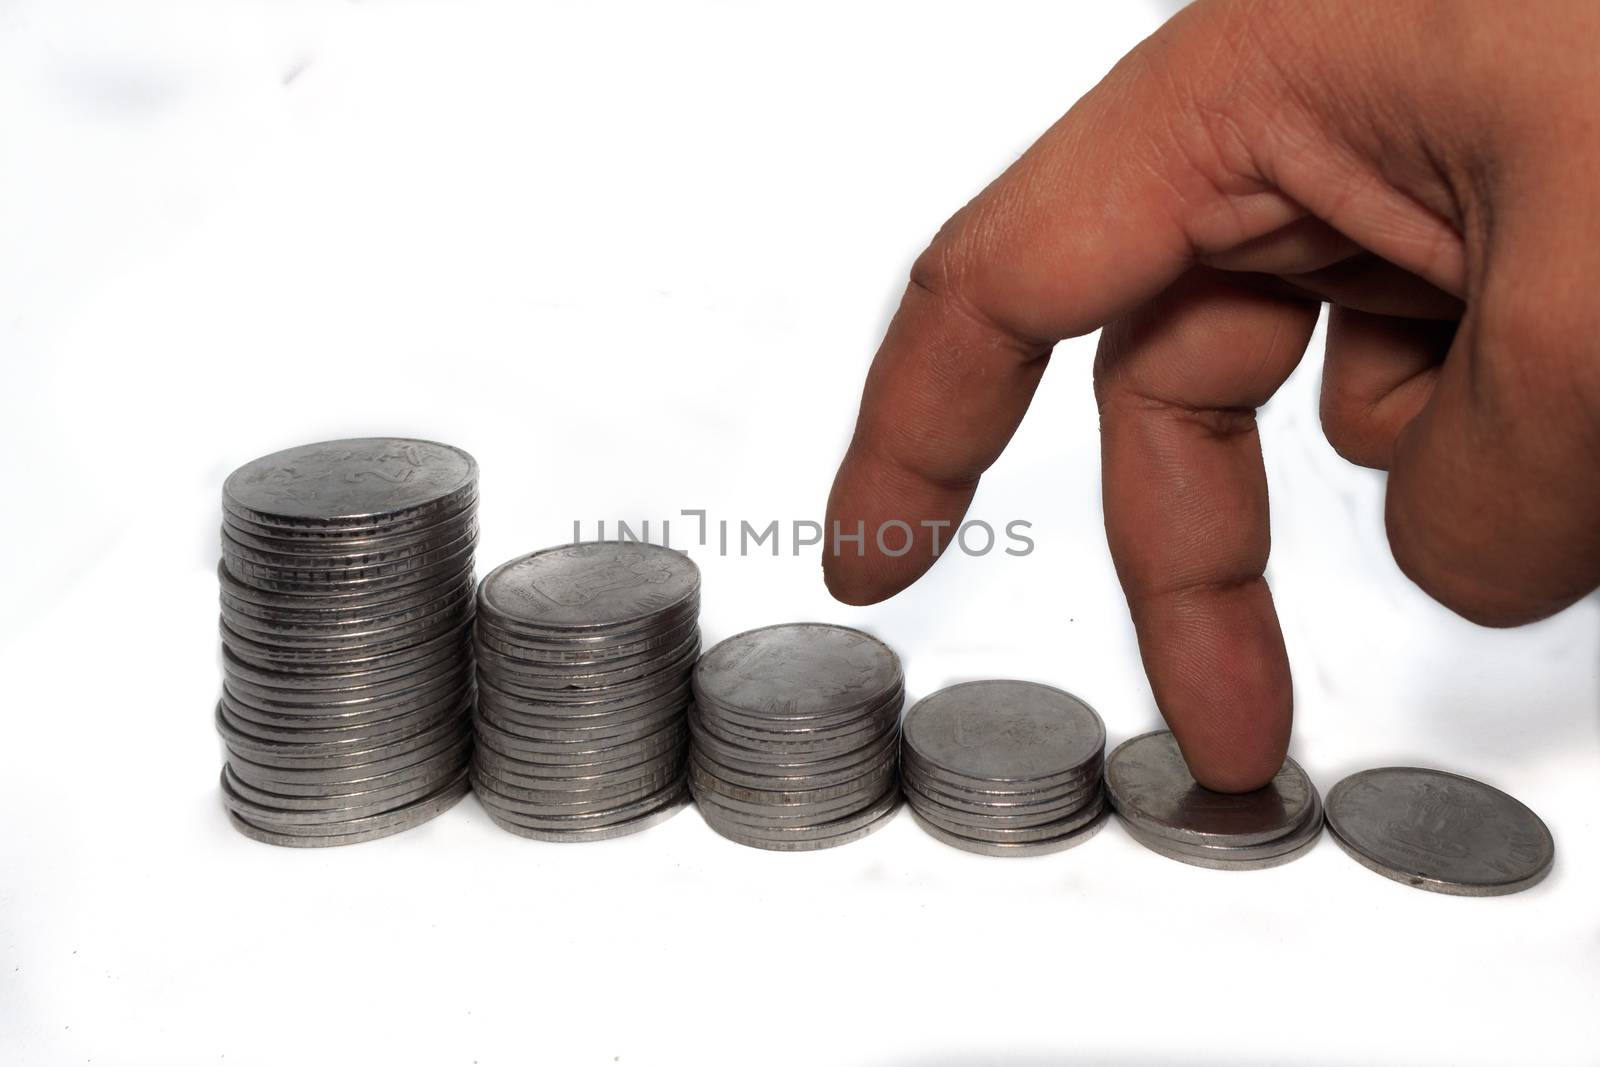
[[477, 688, 691, 735], [472, 738, 684, 786], [478, 789, 690, 843], [696, 788, 901, 852], [221, 497, 477, 551], [227, 728, 471, 787], [689, 713, 899, 776], [1120, 794, 1324, 870], [688, 749, 898, 804], [901, 774, 1102, 828], [222, 667, 472, 719], [911, 805, 1109, 858], [225, 540, 477, 595], [221, 491, 479, 543], [219, 558, 478, 618], [472, 716, 687, 767], [477, 633, 700, 690], [1105, 731, 1318, 847], [223, 762, 461, 813], [476, 611, 699, 664], [219, 606, 473, 666], [692, 780, 893, 830], [223, 438, 477, 527], [220, 580, 476, 645], [219, 705, 469, 769], [220, 766, 458, 827], [1325, 767, 1554, 896], [692, 623, 901, 720], [475, 699, 684, 746], [687, 777, 881, 824], [220, 512, 477, 566], [902, 747, 1102, 803], [221, 631, 469, 689], [477, 593, 701, 647], [911, 792, 1108, 844], [224, 768, 470, 847], [472, 753, 681, 795], [693, 706, 898, 761], [470, 766, 677, 809], [903, 680, 1104, 786], [473, 774, 686, 825], [217, 694, 469, 750], [689, 736, 899, 792], [477, 677, 691, 719], [477, 542, 700, 632], [696, 684, 905, 743], [228, 740, 471, 798], [481, 639, 697, 705], [222, 518, 476, 575]]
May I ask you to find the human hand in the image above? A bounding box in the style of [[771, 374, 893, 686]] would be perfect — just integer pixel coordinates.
[[823, 0, 1600, 790]]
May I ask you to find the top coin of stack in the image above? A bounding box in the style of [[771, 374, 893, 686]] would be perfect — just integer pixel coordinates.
[[470, 542, 700, 841], [902, 680, 1109, 856], [1105, 731, 1323, 870], [215, 438, 479, 847], [689, 623, 904, 851]]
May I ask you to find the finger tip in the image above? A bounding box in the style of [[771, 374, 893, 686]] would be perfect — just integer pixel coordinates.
[[820, 554, 901, 606], [1175, 712, 1291, 794]]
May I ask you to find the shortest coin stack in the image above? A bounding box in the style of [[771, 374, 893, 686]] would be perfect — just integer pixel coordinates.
[[902, 681, 1109, 857], [690, 623, 904, 851], [1105, 731, 1323, 870], [470, 542, 700, 841], [1325, 767, 1554, 896]]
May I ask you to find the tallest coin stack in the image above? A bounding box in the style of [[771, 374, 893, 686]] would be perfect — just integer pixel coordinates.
[[214, 438, 480, 846]]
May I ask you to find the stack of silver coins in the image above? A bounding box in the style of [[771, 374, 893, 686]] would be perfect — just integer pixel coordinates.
[[471, 542, 699, 841], [215, 438, 479, 846], [1105, 731, 1323, 869], [689, 623, 903, 851], [902, 680, 1109, 856]]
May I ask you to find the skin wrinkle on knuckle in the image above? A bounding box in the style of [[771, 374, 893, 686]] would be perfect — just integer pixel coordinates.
[[907, 217, 1052, 359]]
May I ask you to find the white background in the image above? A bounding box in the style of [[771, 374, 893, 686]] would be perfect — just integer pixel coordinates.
[[3, 2, 1597, 1064]]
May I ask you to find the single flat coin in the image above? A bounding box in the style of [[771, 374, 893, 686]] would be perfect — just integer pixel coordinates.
[[478, 542, 699, 631], [903, 680, 1105, 785], [1325, 767, 1554, 896], [223, 438, 477, 526], [1106, 731, 1317, 847], [911, 805, 1109, 858], [692, 623, 901, 720]]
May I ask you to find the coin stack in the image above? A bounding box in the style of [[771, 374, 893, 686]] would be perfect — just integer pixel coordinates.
[[901, 680, 1109, 856], [215, 438, 479, 846], [689, 623, 903, 851], [471, 542, 700, 841], [1105, 731, 1323, 869]]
